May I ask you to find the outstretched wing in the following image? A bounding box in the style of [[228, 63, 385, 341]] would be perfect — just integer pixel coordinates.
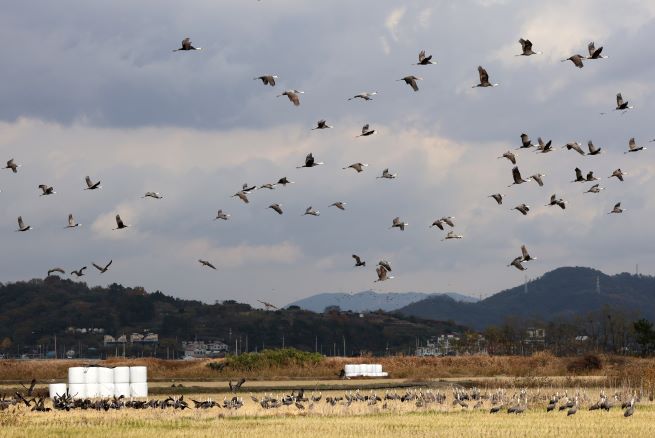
[[478, 66, 489, 84]]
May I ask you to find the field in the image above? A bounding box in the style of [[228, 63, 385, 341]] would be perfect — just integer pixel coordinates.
[[2, 355, 655, 437], [0, 385, 653, 438]]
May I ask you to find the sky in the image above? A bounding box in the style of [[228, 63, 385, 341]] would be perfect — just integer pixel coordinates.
[[1, 0, 654, 307]]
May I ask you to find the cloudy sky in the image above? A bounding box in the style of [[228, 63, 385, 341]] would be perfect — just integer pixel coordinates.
[[1, 0, 654, 306]]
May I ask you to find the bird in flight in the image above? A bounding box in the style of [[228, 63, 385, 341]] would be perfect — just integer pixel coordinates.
[[357, 124, 376, 137], [390, 217, 408, 231], [303, 206, 320, 216], [416, 50, 437, 65], [352, 254, 366, 267], [397, 75, 422, 92], [508, 256, 526, 271], [65, 214, 81, 228], [232, 191, 249, 204], [499, 151, 517, 164], [513, 204, 530, 216], [92, 260, 113, 273], [377, 168, 397, 179], [348, 92, 377, 101], [608, 202, 624, 214], [113, 214, 129, 230], [546, 194, 566, 210], [254, 75, 278, 86], [563, 142, 585, 155], [215, 210, 230, 220], [198, 259, 217, 270], [517, 38, 542, 56], [277, 90, 303, 106], [609, 169, 626, 182], [3, 158, 20, 173], [269, 203, 284, 215], [258, 300, 278, 310], [330, 202, 346, 210], [562, 54, 585, 68], [535, 138, 554, 153], [472, 66, 498, 87], [489, 193, 504, 205], [277, 177, 295, 186], [297, 153, 324, 168], [47, 267, 65, 277], [84, 176, 101, 190], [142, 192, 163, 199], [38, 184, 55, 196], [441, 231, 463, 241], [375, 263, 394, 282], [343, 163, 368, 173], [625, 137, 646, 154], [70, 267, 87, 277], [312, 120, 333, 130], [173, 38, 201, 51], [16, 216, 31, 232], [586, 41, 607, 59], [509, 166, 531, 187]]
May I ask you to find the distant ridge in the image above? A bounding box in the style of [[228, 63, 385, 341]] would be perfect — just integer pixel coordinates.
[[398, 267, 655, 330], [287, 291, 478, 313]]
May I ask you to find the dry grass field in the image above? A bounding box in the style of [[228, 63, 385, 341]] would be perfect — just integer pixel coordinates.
[[2, 355, 655, 437], [0, 387, 653, 438], [2, 353, 655, 382]]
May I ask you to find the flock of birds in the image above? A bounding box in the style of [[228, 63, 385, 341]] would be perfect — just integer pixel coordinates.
[[1, 379, 640, 418], [2, 34, 653, 296]]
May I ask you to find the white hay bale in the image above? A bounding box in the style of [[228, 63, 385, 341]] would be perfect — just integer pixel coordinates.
[[129, 382, 148, 398], [113, 367, 130, 383], [114, 382, 131, 398], [129, 366, 147, 383], [97, 367, 113, 384], [68, 367, 86, 384], [68, 383, 86, 399], [48, 383, 67, 399], [99, 382, 115, 398], [84, 367, 99, 384]]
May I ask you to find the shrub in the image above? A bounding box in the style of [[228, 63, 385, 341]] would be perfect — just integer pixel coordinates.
[[216, 348, 324, 372], [567, 354, 603, 373]]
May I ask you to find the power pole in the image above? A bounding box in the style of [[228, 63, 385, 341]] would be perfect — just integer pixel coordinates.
[[343, 336, 346, 357], [315, 336, 318, 353]]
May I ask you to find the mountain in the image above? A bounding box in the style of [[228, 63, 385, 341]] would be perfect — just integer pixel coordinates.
[[0, 277, 465, 357], [398, 267, 655, 330], [287, 290, 478, 313]]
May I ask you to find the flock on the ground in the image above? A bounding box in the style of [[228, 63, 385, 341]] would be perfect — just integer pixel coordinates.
[[0, 378, 641, 417], [2, 32, 652, 293]]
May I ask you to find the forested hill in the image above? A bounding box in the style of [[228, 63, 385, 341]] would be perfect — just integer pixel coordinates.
[[0, 277, 464, 355], [398, 267, 655, 330]]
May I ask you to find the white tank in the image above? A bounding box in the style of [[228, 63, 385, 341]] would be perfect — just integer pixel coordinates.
[[68, 367, 86, 384], [99, 382, 115, 398], [129, 382, 148, 398], [84, 367, 99, 384], [48, 383, 67, 399], [113, 367, 130, 383], [68, 383, 86, 399], [86, 383, 100, 398], [114, 382, 131, 398], [129, 366, 147, 383], [98, 367, 113, 384]]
